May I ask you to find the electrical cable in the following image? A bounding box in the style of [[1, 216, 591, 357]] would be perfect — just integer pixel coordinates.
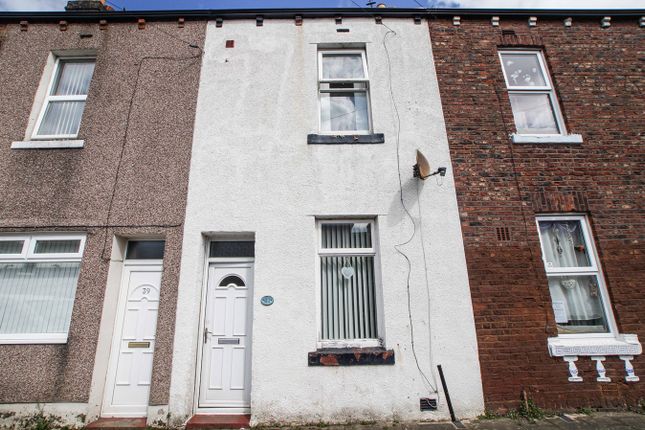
[[382, 24, 438, 395], [100, 27, 202, 260]]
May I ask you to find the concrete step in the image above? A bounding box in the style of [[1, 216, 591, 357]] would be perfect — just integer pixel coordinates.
[[186, 414, 251, 429]]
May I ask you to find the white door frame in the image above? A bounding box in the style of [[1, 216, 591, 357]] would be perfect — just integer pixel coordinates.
[[101, 259, 163, 417], [193, 257, 254, 414]]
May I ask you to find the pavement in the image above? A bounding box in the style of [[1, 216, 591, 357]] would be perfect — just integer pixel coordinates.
[[258, 412, 645, 430]]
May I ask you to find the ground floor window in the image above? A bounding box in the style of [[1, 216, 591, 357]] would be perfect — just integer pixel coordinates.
[[317, 220, 381, 347], [536, 215, 614, 335], [0, 233, 85, 343]]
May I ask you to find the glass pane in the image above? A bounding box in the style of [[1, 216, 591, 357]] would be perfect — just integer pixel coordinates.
[[501, 53, 547, 87], [320, 255, 377, 340], [321, 223, 372, 249], [37, 100, 85, 136], [548, 275, 609, 334], [322, 54, 365, 79], [53, 60, 95, 96], [126, 241, 165, 260], [0, 262, 80, 335], [539, 220, 592, 268], [320, 92, 369, 132], [509, 93, 559, 134], [34, 239, 81, 254], [219, 275, 245, 287], [0, 241, 24, 255], [209, 241, 255, 258]]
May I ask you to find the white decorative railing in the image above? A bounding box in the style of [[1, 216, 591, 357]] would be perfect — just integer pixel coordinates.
[[548, 334, 642, 383]]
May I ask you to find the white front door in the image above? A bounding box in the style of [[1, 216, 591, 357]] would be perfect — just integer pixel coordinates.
[[198, 262, 253, 410], [102, 264, 162, 417]]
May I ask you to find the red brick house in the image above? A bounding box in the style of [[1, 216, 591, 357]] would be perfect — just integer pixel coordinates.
[[430, 10, 645, 412]]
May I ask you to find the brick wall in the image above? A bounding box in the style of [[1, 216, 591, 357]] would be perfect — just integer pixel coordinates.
[[429, 15, 645, 411]]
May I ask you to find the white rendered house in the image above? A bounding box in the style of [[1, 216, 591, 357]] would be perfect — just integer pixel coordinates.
[[169, 15, 484, 427]]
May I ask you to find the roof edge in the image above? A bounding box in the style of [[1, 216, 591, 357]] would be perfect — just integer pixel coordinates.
[[0, 7, 643, 23]]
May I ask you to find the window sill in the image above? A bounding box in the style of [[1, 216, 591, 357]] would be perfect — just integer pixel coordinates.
[[0, 334, 68, 344], [548, 334, 642, 357], [11, 140, 84, 149], [307, 133, 385, 145], [511, 134, 583, 144], [308, 347, 395, 366]]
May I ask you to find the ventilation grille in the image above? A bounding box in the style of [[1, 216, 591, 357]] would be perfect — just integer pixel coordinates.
[[496, 227, 511, 242], [420, 398, 437, 411]]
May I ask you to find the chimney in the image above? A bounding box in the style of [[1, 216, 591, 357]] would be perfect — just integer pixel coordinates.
[[65, 0, 112, 11]]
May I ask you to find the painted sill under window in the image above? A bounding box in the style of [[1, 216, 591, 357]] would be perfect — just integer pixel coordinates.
[[511, 134, 583, 144], [547, 333, 642, 357], [308, 347, 395, 366], [11, 140, 84, 149], [0, 334, 68, 344], [307, 133, 385, 145]]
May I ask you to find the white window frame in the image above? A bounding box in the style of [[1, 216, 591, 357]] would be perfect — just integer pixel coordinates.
[[315, 219, 383, 349], [536, 215, 618, 339], [31, 56, 95, 140], [499, 50, 566, 137], [0, 233, 86, 344], [317, 49, 373, 135]]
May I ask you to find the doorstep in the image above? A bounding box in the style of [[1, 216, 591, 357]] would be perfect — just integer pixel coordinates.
[[186, 414, 251, 430], [85, 417, 147, 430]]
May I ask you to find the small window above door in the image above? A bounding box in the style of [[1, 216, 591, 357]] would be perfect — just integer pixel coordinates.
[[126, 240, 165, 260], [209, 241, 255, 258]]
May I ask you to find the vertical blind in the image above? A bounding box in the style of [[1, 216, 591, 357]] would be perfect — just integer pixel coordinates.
[[0, 262, 80, 335], [37, 60, 95, 137], [320, 223, 377, 340]]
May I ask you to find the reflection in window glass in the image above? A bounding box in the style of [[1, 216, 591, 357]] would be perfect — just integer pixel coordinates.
[[34, 239, 81, 254], [509, 94, 559, 134], [548, 275, 608, 334], [322, 54, 365, 79], [538, 220, 591, 268], [320, 92, 369, 132], [0, 241, 24, 255], [501, 53, 547, 87]]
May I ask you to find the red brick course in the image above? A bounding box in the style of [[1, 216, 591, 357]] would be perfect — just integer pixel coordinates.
[[429, 16, 644, 411]]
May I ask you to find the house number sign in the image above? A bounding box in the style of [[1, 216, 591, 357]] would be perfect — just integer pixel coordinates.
[[260, 296, 274, 306]]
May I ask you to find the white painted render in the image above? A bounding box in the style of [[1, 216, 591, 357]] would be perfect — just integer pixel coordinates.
[[170, 17, 484, 426]]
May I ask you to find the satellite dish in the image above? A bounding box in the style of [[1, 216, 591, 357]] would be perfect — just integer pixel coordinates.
[[413, 149, 447, 180]]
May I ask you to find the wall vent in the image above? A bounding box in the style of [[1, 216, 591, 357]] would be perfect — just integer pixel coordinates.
[[496, 226, 511, 242], [420, 398, 437, 411]]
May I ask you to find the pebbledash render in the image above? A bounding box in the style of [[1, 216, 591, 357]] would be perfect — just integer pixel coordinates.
[[429, 11, 645, 412], [0, 5, 206, 428]]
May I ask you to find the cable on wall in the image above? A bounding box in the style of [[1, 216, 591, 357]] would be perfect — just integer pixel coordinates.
[[382, 24, 438, 395], [100, 25, 202, 260]]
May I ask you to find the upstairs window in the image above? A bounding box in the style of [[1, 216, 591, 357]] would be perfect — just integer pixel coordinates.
[[0, 234, 86, 344], [536, 216, 615, 336], [32, 57, 95, 140], [499, 51, 565, 135], [318, 50, 371, 134]]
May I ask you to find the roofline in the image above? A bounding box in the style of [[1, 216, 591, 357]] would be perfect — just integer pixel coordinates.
[[0, 8, 643, 23]]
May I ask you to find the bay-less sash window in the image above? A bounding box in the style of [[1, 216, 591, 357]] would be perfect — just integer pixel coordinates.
[[318, 220, 381, 346], [0, 234, 86, 344], [536, 216, 615, 336], [33, 58, 95, 139], [318, 50, 371, 133]]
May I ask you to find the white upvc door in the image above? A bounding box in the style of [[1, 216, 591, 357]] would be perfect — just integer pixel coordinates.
[[102, 263, 163, 417], [198, 262, 253, 411]]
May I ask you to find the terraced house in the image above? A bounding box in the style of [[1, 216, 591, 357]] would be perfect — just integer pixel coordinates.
[[0, 2, 643, 429]]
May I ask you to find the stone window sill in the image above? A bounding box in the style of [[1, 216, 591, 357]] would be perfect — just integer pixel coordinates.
[[511, 134, 583, 144], [548, 334, 642, 357], [308, 347, 395, 366], [307, 133, 385, 145], [11, 140, 84, 149]]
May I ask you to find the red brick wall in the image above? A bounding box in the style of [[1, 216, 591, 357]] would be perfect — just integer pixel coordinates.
[[429, 15, 645, 411]]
